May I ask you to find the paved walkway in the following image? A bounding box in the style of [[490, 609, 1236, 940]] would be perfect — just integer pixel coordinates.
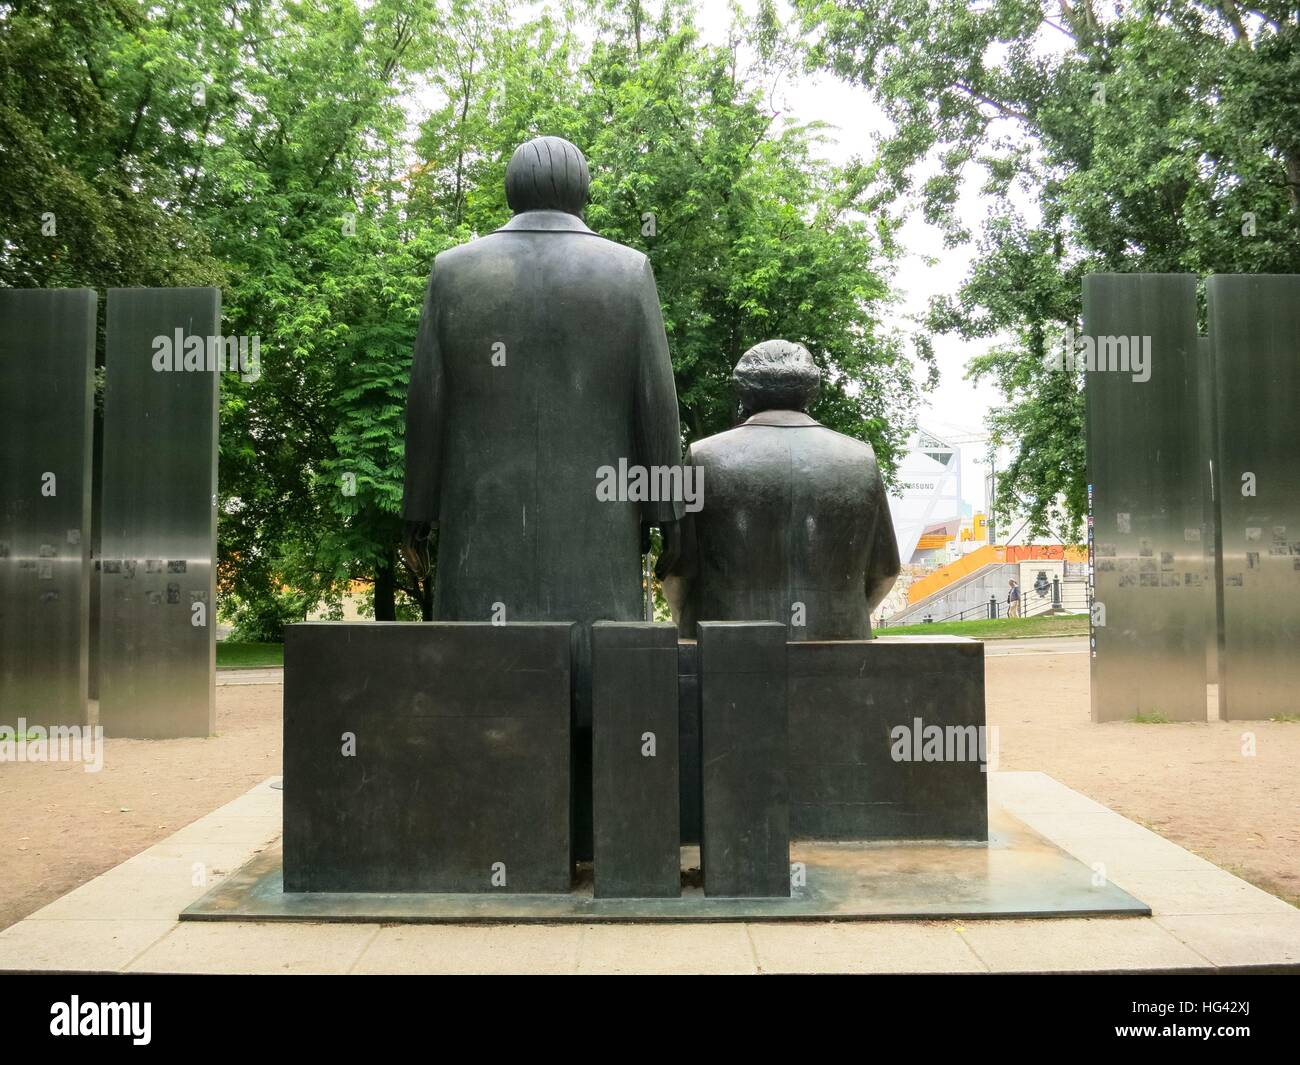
[[216, 668, 283, 685], [984, 635, 1088, 657], [1, 771, 1295, 974]]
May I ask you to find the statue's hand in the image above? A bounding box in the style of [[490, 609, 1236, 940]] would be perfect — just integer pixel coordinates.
[[654, 519, 682, 580], [401, 520, 432, 579]]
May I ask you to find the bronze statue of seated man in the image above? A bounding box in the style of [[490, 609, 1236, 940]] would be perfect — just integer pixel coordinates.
[[663, 339, 899, 640]]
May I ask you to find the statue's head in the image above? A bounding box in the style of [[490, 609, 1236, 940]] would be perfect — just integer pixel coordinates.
[[733, 339, 821, 416], [505, 136, 591, 217]]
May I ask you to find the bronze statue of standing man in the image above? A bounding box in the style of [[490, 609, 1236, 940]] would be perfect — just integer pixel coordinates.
[[402, 136, 684, 858]]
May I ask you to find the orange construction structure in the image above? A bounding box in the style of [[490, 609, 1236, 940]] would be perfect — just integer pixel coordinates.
[[907, 544, 1087, 605]]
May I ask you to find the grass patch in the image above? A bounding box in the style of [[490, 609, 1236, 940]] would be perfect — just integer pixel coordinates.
[[216, 641, 284, 669], [1133, 712, 1171, 724], [879, 614, 1089, 640], [1270, 714, 1300, 723]]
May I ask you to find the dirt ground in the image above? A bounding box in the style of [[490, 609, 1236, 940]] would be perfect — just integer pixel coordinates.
[[1, 683, 281, 931], [985, 643, 1299, 907], [1, 641, 1296, 930]]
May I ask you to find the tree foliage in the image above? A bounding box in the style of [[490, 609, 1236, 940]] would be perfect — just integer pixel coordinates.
[[1, 0, 924, 631], [798, 0, 1300, 538]]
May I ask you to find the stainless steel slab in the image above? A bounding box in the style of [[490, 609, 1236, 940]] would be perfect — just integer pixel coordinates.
[[98, 288, 219, 737], [0, 289, 96, 728], [1197, 336, 1225, 682], [181, 805, 1149, 923], [1084, 274, 1210, 721], [1208, 275, 1300, 720]]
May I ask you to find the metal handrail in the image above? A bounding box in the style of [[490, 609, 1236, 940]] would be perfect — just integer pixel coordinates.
[[881, 574, 1086, 627]]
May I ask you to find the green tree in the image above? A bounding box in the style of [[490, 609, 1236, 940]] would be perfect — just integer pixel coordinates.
[[0, 0, 228, 288], [579, 4, 928, 465], [199, 0, 444, 625], [2, 0, 927, 632], [798, 0, 1300, 537]]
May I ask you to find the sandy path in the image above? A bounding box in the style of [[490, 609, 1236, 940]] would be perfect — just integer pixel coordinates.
[[1, 683, 281, 931], [1, 641, 1295, 930], [986, 641, 1299, 906]]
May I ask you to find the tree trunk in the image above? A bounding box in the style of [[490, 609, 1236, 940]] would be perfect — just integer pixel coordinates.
[[374, 552, 397, 621]]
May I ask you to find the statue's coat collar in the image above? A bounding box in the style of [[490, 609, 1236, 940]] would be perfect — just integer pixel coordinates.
[[495, 210, 595, 234], [740, 410, 821, 428]]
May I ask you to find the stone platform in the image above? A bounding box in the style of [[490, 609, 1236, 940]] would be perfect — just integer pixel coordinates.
[[3, 772, 1297, 973], [180, 802, 1142, 922]]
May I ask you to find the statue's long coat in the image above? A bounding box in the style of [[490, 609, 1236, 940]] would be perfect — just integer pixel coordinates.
[[403, 210, 682, 614], [402, 209, 683, 857], [667, 410, 900, 639]]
